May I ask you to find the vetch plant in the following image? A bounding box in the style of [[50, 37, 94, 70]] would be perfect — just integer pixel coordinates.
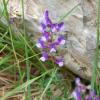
[[72, 78, 100, 100], [36, 10, 65, 67]]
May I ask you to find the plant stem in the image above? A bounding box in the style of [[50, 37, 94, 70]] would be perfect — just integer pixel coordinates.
[[91, 0, 100, 89], [21, 0, 32, 99]]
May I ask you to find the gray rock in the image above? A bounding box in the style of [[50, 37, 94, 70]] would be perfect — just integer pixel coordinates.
[[6, 0, 98, 80]]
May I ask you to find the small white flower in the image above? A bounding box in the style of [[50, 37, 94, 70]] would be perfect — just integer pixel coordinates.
[[75, 78, 81, 86], [40, 57, 46, 62], [60, 25, 64, 31], [50, 48, 56, 53], [52, 27, 56, 32], [60, 40, 65, 45], [36, 43, 42, 48], [58, 62, 63, 67], [39, 26, 43, 32], [41, 36, 47, 42], [72, 91, 77, 100]]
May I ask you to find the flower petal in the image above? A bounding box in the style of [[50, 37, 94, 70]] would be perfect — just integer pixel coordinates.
[[40, 22, 46, 32], [49, 42, 57, 53], [51, 24, 57, 32], [40, 56, 46, 62], [56, 57, 64, 67], [75, 78, 81, 86], [57, 22, 64, 31], [45, 10, 49, 17], [50, 48, 56, 53], [57, 35, 65, 45], [44, 10, 52, 26], [40, 52, 48, 62], [72, 88, 82, 100], [36, 39, 45, 48]]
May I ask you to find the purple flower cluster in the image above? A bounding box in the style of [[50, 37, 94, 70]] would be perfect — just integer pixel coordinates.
[[36, 10, 65, 67], [72, 78, 100, 100]]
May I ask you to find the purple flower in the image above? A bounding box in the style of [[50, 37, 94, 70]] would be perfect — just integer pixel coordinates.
[[89, 90, 100, 100], [89, 89, 96, 98], [36, 39, 45, 48], [72, 88, 82, 100], [40, 22, 46, 33], [75, 78, 86, 93], [51, 22, 64, 32], [51, 23, 57, 32], [49, 42, 57, 53], [41, 31, 50, 42], [75, 78, 81, 86], [36, 10, 65, 67], [56, 22, 64, 31], [45, 10, 49, 17], [40, 52, 48, 62], [85, 95, 92, 100], [44, 10, 52, 26], [94, 96, 100, 100], [56, 57, 64, 67], [57, 35, 65, 45], [72, 78, 100, 100]]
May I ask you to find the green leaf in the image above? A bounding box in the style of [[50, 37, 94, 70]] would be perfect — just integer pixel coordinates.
[[0, 55, 11, 66]]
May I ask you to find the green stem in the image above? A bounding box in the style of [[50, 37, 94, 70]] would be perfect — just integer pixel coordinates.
[[2, 0, 22, 80], [40, 68, 58, 100], [91, 0, 100, 89], [58, 3, 79, 22], [21, 0, 31, 99]]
